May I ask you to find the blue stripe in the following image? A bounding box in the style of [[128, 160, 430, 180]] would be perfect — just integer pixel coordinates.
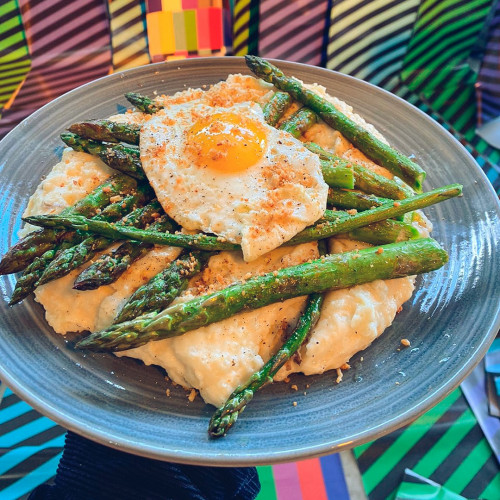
[[0, 435, 65, 476], [320, 453, 350, 500], [0, 400, 34, 424], [0, 417, 58, 448], [487, 168, 498, 186], [0, 452, 62, 500]]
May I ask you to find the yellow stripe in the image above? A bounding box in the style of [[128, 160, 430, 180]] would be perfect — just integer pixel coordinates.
[[327, 0, 418, 69], [234, 0, 249, 18], [112, 22, 145, 48], [233, 8, 250, 34]]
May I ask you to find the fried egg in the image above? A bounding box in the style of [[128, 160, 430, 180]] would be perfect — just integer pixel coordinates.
[[140, 101, 328, 261]]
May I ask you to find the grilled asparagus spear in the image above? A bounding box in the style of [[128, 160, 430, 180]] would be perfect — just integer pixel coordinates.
[[73, 212, 177, 290], [262, 91, 293, 126], [60, 133, 145, 180], [245, 55, 426, 191], [125, 92, 162, 114], [209, 290, 324, 437], [36, 191, 155, 287], [76, 237, 448, 352], [25, 184, 462, 250], [0, 174, 139, 275], [114, 250, 211, 323], [68, 120, 141, 145], [280, 107, 317, 138]]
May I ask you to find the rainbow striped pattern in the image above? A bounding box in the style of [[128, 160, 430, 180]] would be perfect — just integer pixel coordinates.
[[257, 454, 349, 499], [145, 0, 229, 61]]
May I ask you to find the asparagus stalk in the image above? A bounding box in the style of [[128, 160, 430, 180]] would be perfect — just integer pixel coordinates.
[[280, 107, 317, 138], [125, 92, 162, 114], [306, 142, 412, 200], [245, 56, 426, 191], [320, 160, 354, 190], [76, 238, 448, 351], [328, 188, 392, 211], [68, 120, 141, 145], [114, 250, 211, 323], [73, 213, 177, 290], [262, 91, 293, 126], [209, 291, 324, 437], [0, 174, 139, 275], [25, 185, 462, 251], [60, 133, 145, 180], [36, 191, 155, 287], [321, 210, 418, 244], [209, 240, 328, 437], [9, 242, 75, 305], [285, 184, 461, 245]]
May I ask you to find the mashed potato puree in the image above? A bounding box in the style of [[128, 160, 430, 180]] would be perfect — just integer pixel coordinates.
[[25, 74, 419, 407]]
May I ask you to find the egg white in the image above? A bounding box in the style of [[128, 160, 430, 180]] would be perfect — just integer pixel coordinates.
[[140, 101, 329, 261]]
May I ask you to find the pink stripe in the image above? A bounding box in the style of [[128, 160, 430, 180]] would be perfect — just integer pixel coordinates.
[[259, 2, 326, 53], [33, 27, 110, 67], [273, 463, 303, 500]]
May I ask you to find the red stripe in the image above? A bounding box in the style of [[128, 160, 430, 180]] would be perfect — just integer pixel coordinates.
[[297, 458, 328, 500]]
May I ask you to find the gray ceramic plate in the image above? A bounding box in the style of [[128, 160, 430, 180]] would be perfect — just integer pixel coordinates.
[[0, 58, 499, 466]]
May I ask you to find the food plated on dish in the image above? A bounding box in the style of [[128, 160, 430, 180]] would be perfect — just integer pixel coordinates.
[[0, 56, 462, 437], [1, 57, 497, 463]]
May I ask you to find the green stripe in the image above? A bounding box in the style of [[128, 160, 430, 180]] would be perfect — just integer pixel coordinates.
[[480, 470, 500, 498], [412, 406, 477, 478], [256, 466, 277, 500], [405, 27, 487, 90], [0, 31, 26, 52], [0, 0, 16, 17], [409, 0, 487, 48], [362, 390, 461, 495], [404, 15, 486, 74], [443, 438, 493, 493], [248, 0, 259, 55], [0, 15, 21, 33]]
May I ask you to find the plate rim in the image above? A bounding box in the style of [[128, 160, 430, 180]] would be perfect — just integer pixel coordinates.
[[0, 56, 499, 465]]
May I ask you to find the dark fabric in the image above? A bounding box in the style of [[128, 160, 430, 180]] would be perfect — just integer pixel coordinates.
[[28, 432, 260, 500]]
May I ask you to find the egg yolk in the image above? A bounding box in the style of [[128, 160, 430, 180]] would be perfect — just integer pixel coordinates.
[[187, 112, 267, 173]]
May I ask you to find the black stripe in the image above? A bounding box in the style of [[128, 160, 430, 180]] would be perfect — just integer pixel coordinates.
[[259, 0, 324, 41], [0, 391, 22, 409], [31, 10, 109, 58], [0, 67, 32, 82], [430, 424, 486, 484], [112, 0, 142, 20], [330, 22, 411, 75], [233, 4, 250, 39], [111, 15, 144, 39], [327, 1, 417, 61], [329, 0, 388, 25], [404, 36, 482, 94], [22, 0, 70, 28], [367, 402, 469, 500], [411, 0, 483, 42], [0, 409, 42, 435], [260, 10, 327, 55], [402, 1, 486, 73], [461, 452, 500, 498], [259, 0, 324, 29], [0, 4, 22, 26], [114, 49, 150, 69], [0, 448, 62, 491], [14, 423, 66, 448], [0, 39, 30, 59], [114, 35, 148, 54], [445, 90, 476, 128]]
